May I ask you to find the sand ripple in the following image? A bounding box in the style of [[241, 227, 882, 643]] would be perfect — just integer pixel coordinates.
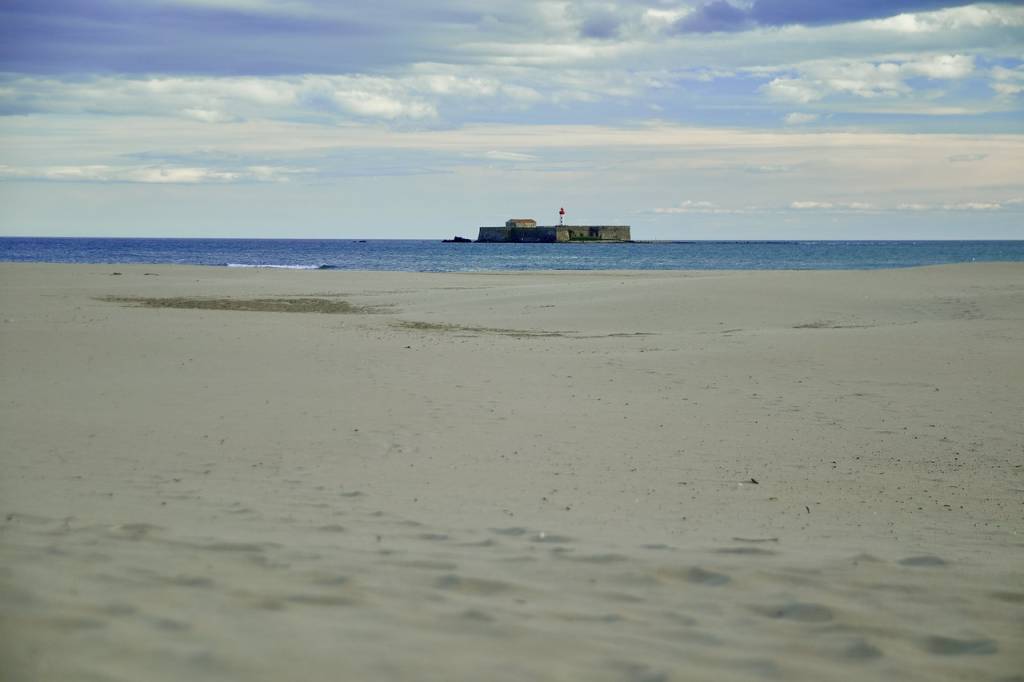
[[1, 506, 1019, 682]]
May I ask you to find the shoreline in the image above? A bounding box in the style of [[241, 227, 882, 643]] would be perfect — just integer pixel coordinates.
[[4, 259, 1024, 274]]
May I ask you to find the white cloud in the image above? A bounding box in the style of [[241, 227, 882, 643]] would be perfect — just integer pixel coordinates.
[[764, 78, 823, 103], [745, 199, 1019, 212], [903, 54, 975, 79], [0, 163, 306, 184], [657, 198, 1021, 214], [332, 91, 436, 120], [993, 82, 1024, 95], [0, 66, 659, 128], [642, 7, 689, 30], [991, 65, 1024, 96], [763, 54, 975, 103], [482, 151, 537, 162], [896, 200, 1014, 211], [941, 201, 1003, 211], [743, 164, 793, 174], [784, 112, 818, 125], [457, 41, 628, 67], [866, 5, 1024, 33], [789, 200, 1022, 212], [652, 200, 746, 214], [180, 108, 240, 123], [417, 74, 499, 97], [0, 72, 550, 124], [790, 201, 875, 210], [500, 84, 544, 104]]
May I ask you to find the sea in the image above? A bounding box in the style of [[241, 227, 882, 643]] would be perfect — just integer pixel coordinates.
[[1, 237, 1023, 271]]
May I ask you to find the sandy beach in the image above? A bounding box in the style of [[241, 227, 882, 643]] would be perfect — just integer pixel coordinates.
[[1, 261, 1021, 681]]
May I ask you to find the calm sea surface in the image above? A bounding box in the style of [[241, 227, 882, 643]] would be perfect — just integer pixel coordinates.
[[2, 238, 1023, 271]]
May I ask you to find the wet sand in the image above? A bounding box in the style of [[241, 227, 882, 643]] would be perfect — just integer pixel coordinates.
[[1, 262, 1022, 681]]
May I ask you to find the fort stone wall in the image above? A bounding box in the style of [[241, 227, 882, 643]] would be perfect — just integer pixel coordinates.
[[477, 226, 560, 242], [477, 225, 630, 242], [556, 226, 631, 242]]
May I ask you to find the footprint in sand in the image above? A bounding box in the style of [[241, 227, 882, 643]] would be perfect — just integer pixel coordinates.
[[924, 636, 997, 655], [898, 555, 947, 567], [489, 526, 530, 536], [842, 639, 883, 661], [715, 546, 776, 556], [754, 602, 833, 622], [684, 567, 731, 586], [434, 574, 514, 596]]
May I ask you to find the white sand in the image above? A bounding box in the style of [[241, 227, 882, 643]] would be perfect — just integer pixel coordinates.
[[1, 262, 1022, 681]]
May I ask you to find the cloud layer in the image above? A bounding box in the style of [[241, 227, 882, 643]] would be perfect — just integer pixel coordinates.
[[675, 0, 1024, 32], [1, 1, 1022, 238]]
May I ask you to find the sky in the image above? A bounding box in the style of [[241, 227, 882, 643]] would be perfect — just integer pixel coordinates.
[[1, 0, 1022, 239]]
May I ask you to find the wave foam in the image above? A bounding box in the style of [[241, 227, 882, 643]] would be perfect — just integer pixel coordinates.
[[225, 263, 331, 270]]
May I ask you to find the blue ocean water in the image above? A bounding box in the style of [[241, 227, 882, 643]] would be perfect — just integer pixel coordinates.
[[1, 237, 1023, 271]]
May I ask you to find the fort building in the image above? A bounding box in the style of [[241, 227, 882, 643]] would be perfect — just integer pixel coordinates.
[[478, 218, 630, 243]]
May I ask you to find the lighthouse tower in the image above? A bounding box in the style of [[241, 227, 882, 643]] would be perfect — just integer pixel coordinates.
[[559, 207, 565, 226]]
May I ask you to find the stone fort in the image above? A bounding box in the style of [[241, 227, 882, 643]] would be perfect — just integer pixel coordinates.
[[477, 218, 631, 243]]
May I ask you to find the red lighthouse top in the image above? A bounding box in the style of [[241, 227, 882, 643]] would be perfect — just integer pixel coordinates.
[[559, 207, 565, 215]]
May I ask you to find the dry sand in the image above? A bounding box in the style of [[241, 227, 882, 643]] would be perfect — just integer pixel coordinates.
[[1, 262, 1021, 681]]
